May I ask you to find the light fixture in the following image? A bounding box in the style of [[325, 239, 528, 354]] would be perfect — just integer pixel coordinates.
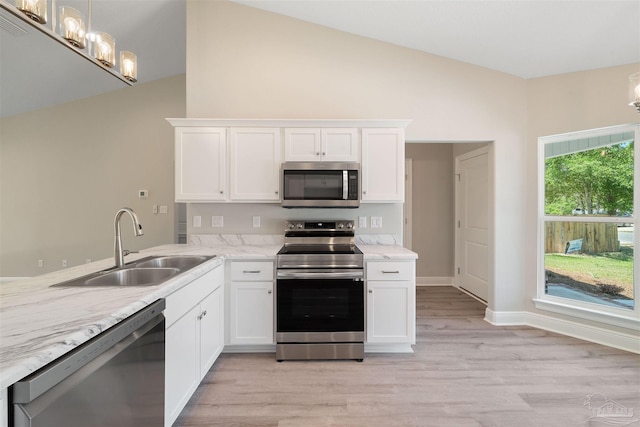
[[92, 31, 115, 68], [58, 6, 85, 49], [15, 0, 46, 24], [119, 51, 137, 82], [629, 72, 640, 113]]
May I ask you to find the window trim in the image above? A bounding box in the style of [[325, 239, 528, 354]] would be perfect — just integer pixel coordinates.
[[537, 123, 640, 329]]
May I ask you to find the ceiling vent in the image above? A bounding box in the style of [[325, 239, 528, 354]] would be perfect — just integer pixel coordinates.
[[0, 13, 28, 37]]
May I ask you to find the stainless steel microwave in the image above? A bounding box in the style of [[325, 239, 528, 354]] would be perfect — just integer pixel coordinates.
[[281, 162, 360, 208]]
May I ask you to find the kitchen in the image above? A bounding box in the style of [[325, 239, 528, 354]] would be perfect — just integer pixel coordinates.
[[1, 0, 639, 426]]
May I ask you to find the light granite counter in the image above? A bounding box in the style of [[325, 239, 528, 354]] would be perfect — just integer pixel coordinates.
[[0, 238, 415, 390]]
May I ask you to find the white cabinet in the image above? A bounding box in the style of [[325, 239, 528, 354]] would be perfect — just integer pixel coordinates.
[[366, 261, 415, 345], [165, 265, 224, 427], [175, 127, 227, 202], [361, 128, 405, 202], [284, 128, 359, 162], [227, 261, 274, 346], [229, 127, 282, 201], [0, 388, 6, 427]]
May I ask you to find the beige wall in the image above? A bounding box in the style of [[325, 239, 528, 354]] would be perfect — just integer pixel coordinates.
[[187, 0, 528, 313], [0, 75, 186, 277], [405, 143, 454, 278]]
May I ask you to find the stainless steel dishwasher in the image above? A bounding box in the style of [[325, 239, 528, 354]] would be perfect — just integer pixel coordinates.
[[10, 299, 165, 427]]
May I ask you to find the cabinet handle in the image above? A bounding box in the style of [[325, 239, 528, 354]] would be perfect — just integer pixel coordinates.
[[275, 191, 279, 194], [382, 270, 400, 274], [243, 270, 261, 274], [268, 289, 272, 294], [363, 190, 367, 195], [369, 289, 373, 294], [220, 190, 224, 194], [202, 310, 207, 317], [316, 152, 320, 156], [322, 152, 326, 156]]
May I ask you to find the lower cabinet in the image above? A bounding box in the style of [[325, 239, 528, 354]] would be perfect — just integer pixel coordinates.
[[165, 265, 224, 427], [227, 261, 275, 346], [366, 261, 416, 346]]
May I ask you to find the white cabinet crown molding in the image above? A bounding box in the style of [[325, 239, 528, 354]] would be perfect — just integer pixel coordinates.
[[166, 118, 412, 128]]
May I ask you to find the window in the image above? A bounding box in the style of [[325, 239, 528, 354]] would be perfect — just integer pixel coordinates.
[[537, 124, 639, 327]]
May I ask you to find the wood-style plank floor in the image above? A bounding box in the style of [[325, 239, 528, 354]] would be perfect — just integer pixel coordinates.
[[174, 286, 640, 427]]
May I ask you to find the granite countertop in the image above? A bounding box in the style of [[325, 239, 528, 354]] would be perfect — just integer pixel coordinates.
[[0, 237, 416, 389]]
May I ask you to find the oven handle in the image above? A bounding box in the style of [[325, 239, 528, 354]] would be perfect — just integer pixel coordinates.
[[277, 269, 364, 280]]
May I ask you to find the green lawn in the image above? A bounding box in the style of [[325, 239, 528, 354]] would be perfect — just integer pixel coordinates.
[[545, 247, 634, 298]]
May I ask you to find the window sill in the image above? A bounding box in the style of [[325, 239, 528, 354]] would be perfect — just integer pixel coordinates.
[[533, 298, 639, 331]]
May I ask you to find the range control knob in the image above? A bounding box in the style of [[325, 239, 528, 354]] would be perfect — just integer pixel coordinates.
[[337, 223, 345, 229], [296, 223, 304, 229], [288, 223, 295, 230], [346, 223, 354, 229]]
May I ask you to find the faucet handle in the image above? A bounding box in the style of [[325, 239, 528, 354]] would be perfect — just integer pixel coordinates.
[[122, 250, 139, 257]]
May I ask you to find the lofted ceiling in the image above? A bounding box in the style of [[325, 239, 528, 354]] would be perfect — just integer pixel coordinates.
[[1, 0, 639, 118]]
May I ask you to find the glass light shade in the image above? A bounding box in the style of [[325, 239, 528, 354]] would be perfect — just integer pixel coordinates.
[[93, 32, 115, 68], [58, 6, 85, 49], [15, 0, 47, 24], [629, 72, 640, 113], [119, 51, 137, 82]]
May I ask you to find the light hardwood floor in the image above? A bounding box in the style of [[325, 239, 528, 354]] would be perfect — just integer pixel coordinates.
[[174, 286, 640, 427]]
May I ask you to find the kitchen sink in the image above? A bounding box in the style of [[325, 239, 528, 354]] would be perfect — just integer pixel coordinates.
[[51, 255, 216, 287], [83, 267, 180, 286], [134, 255, 211, 270]]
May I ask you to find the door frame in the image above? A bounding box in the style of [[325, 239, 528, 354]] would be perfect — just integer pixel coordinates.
[[403, 158, 413, 249]]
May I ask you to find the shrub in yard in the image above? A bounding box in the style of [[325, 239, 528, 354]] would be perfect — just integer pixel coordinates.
[[598, 283, 625, 296]]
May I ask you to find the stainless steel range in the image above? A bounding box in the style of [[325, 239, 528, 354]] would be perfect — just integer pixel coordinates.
[[276, 220, 364, 362]]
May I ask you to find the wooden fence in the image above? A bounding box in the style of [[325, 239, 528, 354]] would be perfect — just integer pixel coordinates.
[[545, 222, 619, 254]]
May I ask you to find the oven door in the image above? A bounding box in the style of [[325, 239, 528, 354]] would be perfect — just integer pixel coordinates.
[[276, 270, 364, 341]]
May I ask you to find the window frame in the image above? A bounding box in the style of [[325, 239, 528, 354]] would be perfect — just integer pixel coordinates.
[[536, 124, 640, 330]]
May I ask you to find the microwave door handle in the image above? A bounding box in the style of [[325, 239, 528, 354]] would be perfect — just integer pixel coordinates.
[[343, 170, 348, 200]]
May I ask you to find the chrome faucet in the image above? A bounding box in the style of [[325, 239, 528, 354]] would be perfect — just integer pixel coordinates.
[[114, 207, 143, 268]]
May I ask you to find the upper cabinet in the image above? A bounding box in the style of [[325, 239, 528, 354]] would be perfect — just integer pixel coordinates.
[[284, 128, 359, 162], [167, 119, 410, 204], [229, 128, 282, 201], [361, 128, 405, 203], [175, 127, 227, 202]]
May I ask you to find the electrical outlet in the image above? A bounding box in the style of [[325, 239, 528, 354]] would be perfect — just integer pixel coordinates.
[[359, 216, 367, 228], [253, 216, 261, 228], [159, 205, 168, 214], [371, 216, 383, 228], [193, 216, 202, 228], [62, 259, 68, 267], [212, 216, 224, 227], [37, 259, 43, 268]]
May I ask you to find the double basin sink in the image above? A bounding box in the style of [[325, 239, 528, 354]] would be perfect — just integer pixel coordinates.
[[51, 255, 216, 287]]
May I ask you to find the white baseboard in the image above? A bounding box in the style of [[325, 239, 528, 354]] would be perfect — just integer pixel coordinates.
[[485, 308, 640, 354], [0, 277, 29, 284], [417, 276, 454, 286]]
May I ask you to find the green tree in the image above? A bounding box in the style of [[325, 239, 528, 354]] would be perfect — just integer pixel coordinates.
[[545, 142, 633, 216]]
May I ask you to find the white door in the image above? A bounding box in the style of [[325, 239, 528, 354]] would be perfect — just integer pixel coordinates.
[[455, 147, 489, 302]]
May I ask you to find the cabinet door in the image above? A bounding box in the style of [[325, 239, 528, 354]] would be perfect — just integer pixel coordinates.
[[361, 128, 405, 202], [229, 281, 274, 345], [165, 304, 200, 426], [321, 128, 360, 162], [284, 128, 322, 161], [229, 128, 282, 201], [175, 127, 227, 202], [199, 285, 224, 377], [366, 281, 415, 344]]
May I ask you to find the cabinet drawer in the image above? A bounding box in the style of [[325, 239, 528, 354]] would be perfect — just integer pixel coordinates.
[[366, 261, 414, 281], [165, 266, 224, 327], [230, 261, 274, 281]]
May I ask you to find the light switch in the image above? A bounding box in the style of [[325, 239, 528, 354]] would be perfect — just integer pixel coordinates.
[[159, 205, 168, 214], [371, 216, 382, 228], [358, 216, 367, 228], [193, 216, 201, 228]]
